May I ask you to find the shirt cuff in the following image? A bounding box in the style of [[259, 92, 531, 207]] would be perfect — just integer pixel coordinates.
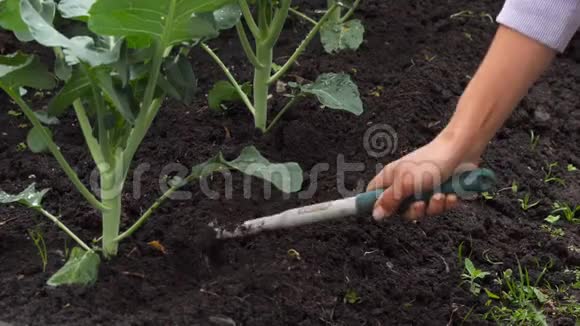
[[497, 0, 580, 52]]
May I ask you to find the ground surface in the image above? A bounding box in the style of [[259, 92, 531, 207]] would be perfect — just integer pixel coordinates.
[[1, 0, 579, 325]]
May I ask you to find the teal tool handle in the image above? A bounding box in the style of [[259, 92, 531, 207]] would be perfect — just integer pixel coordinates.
[[355, 168, 497, 215]]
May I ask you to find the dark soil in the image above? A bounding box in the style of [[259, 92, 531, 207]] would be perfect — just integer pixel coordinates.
[[1, 0, 580, 325]]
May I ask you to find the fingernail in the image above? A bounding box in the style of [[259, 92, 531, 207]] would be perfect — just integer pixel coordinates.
[[373, 206, 386, 220]]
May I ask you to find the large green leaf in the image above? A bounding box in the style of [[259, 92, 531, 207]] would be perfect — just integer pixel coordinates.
[[320, 19, 364, 54], [212, 3, 241, 30], [47, 247, 100, 287], [301, 73, 363, 116], [87, 0, 233, 47], [0, 52, 55, 89], [48, 68, 90, 116], [20, 0, 121, 66], [208, 80, 251, 111], [162, 55, 197, 105], [27, 125, 52, 153], [191, 146, 303, 193], [0, 0, 55, 41], [57, 0, 95, 20], [0, 183, 49, 208]]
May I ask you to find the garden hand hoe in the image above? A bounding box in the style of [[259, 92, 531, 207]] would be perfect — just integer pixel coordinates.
[[213, 169, 496, 239]]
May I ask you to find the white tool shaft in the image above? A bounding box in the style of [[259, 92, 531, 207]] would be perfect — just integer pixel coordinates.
[[218, 197, 358, 239]]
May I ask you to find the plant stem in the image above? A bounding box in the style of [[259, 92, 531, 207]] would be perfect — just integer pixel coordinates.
[[201, 43, 256, 116], [239, 0, 261, 38], [288, 7, 317, 25], [268, 3, 340, 85], [236, 22, 263, 68], [73, 100, 105, 167], [114, 174, 195, 242], [142, 41, 164, 115], [339, 0, 361, 23], [253, 42, 273, 132], [265, 95, 301, 133], [100, 172, 122, 258], [264, 0, 291, 46], [3, 87, 107, 212], [327, 0, 342, 22], [37, 207, 92, 252]]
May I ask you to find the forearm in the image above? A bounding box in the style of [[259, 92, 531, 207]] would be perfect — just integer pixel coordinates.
[[439, 25, 556, 158]]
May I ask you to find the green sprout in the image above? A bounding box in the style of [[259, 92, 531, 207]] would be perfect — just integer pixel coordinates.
[[543, 162, 565, 185], [461, 258, 490, 295], [29, 227, 48, 272], [567, 164, 577, 172], [530, 130, 540, 151], [549, 202, 580, 224], [540, 224, 565, 238], [518, 193, 540, 211], [344, 289, 362, 304]]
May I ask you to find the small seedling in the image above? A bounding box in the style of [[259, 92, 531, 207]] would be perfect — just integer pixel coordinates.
[[540, 224, 565, 238], [287, 248, 301, 260], [344, 289, 362, 304], [529, 130, 540, 151], [15, 142, 27, 152], [461, 258, 490, 295], [8, 109, 22, 117], [543, 162, 565, 185], [29, 227, 48, 272], [481, 192, 495, 200], [511, 181, 518, 194], [518, 193, 540, 211], [567, 164, 577, 172], [483, 263, 549, 325], [550, 202, 580, 224]]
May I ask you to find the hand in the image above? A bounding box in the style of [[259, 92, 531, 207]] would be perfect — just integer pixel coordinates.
[[367, 136, 480, 221]]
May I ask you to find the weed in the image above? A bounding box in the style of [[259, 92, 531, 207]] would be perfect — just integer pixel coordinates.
[[543, 162, 565, 185], [549, 202, 580, 224], [29, 227, 48, 272], [461, 258, 490, 295], [530, 130, 540, 150], [518, 193, 540, 211]]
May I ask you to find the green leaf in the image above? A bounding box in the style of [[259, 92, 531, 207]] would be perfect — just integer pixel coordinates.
[[94, 69, 136, 124], [532, 287, 548, 304], [320, 19, 364, 54], [0, 0, 55, 42], [191, 146, 303, 193], [484, 288, 500, 299], [87, 0, 230, 48], [301, 73, 363, 115], [567, 164, 577, 172], [19, 0, 121, 66], [34, 111, 60, 125], [54, 49, 72, 81], [48, 68, 91, 116], [47, 247, 100, 287], [0, 183, 49, 208], [464, 258, 476, 275], [344, 289, 362, 304], [212, 3, 242, 30], [57, 0, 95, 20], [545, 215, 560, 224], [0, 52, 56, 90], [208, 80, 251, 111], [27, 126, 52, 153], [163, 55, 197, 105]]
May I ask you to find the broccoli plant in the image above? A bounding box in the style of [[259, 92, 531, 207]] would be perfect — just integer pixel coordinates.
[[0, 0, 302, 286], [202, 0, 364, 133]]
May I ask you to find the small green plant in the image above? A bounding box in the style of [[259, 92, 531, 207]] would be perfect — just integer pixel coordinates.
[[540, 224, 565, 238], [29, 227, 48, 272], [543, 162, 565, 185], [344, 288, 362, 304], [567, 164, 577, 172], [546, 202, 580, 224], [518, 193, 540, 211], [202, 0, 363, 133], [461, 258, 490, 295], [483, 263, 549, 325], [529, 130, 540, 150]]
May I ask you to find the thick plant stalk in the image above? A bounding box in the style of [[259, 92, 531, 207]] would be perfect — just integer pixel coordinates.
[[100, 172, 122, 257], [253, 43, 273, 132]]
